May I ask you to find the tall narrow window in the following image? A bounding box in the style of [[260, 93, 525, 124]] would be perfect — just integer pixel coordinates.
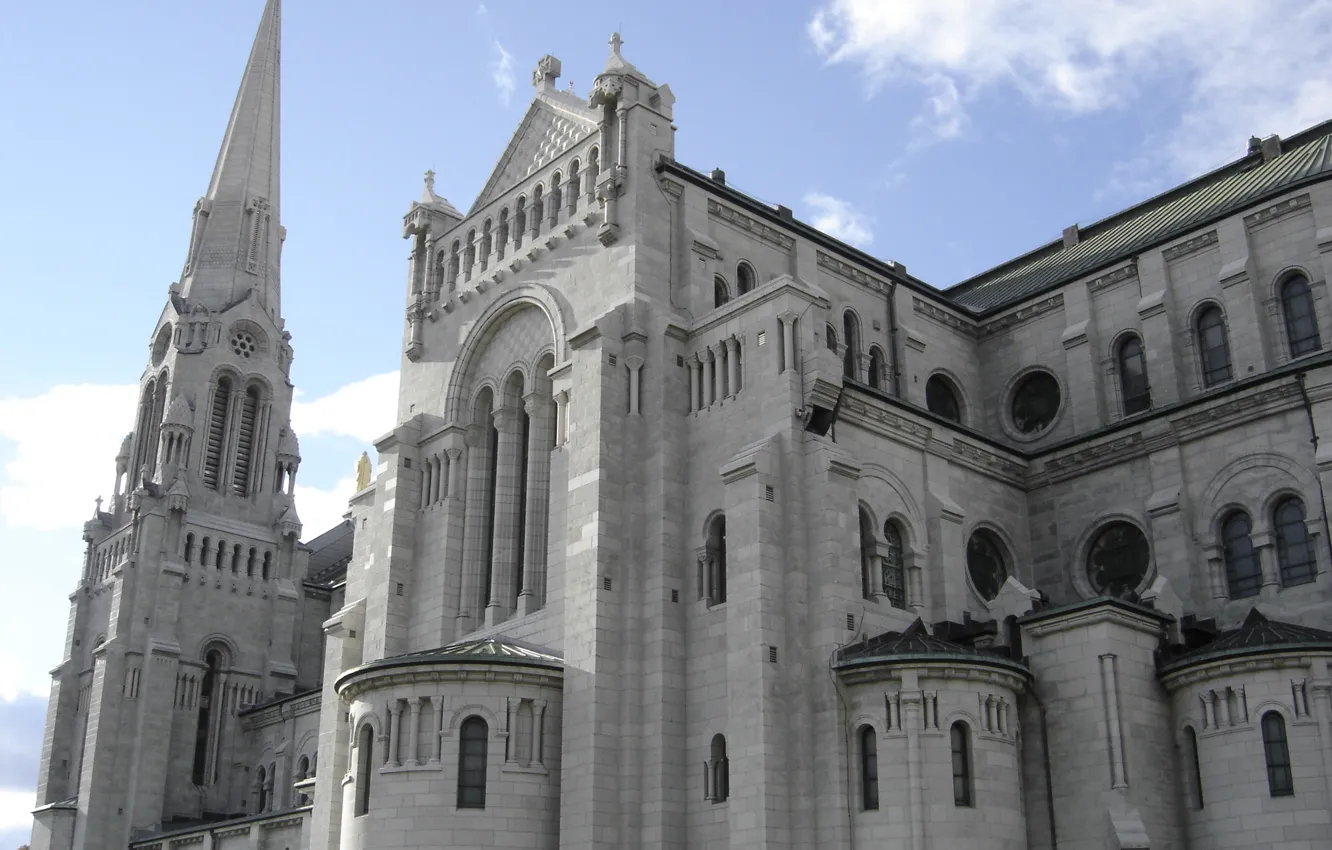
[[709, 734, 729, 803], [448, 240, 460, 290], [497, 209, 509, 260], [951, 722, 973, 806], [463, 229, 476, 281], [867, 347, 884, 390], [514, 199, 526, 249], [1222, 511, 1261, 598], [531, 186, 544, 237], [843, 311, 860, 380], [1183, 726, 1204, 809], [201, 537, 211, 567], [1262, 711, 1293, 796], [705, 514, 727, 605], [203, 378, 232, 490], [1274, 497, 1316, 586], [184, 533, 195, 565], [737, 262, 755, 295], [457, 716, 488, 808], [860, 726, 879, 810], [568, 159, 581, 213], [191, 650, 222, 785], [549, 172, 562, 224], [859, 507, 877, 600], [882, 521, 906, 609], [714, 275, 730, 309], [1196, 306, 1232, 386], [1117, 335, 1151, 415], [354, 723, 374, 815], [480, 219, 493, 270], [1282, 274, 1322, 357], [256, 765, 268, 813], [231, 385, 259, 496]]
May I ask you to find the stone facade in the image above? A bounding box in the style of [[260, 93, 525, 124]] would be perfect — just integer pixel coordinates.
[[31, 3, 1332, 849]]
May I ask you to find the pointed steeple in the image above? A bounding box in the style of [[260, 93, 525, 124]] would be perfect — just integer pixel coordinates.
[[180, 0, 284, 316]]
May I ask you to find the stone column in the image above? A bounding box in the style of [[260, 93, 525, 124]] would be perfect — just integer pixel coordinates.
[[553, 391, 568, 446], [1254, 531, 1281, 593], [702, 349, 715, 409], [687, 356, 701, 413], [431, 695, 444, 765], [902, 685, 925, 850], [625, 356, 644, 415], [1100, 654, 1128, 789], [780, 312, 797, 373], [519, 393, 554, 616], [725, 337, 740, 397], [387, 700, 404, 766], [404, 697, 422, 767], [712, 342, 727, 400], [456, 425, 494, 637], [486, 405, 526, 626], [533, 700, 547, 766]]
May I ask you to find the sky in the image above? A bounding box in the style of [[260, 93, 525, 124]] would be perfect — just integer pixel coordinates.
[[2, 0, 1331, 844]]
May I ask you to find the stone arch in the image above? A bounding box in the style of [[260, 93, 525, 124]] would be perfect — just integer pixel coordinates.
[[1196, 453, 1321, 540], [859, 463, 923, 528], [444, 287, 570, 423], [943, 708, 981, 732], [1269, 264, 1319, 302], [447, 703, 500, 734], [196, 634, 239, 666], [924, 368, 968, 424], [963, 521, 1019, 601]]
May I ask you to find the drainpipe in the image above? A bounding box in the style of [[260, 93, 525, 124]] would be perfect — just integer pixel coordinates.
[[1296, 372, 1332, 558], [886, 284, 902, 397]]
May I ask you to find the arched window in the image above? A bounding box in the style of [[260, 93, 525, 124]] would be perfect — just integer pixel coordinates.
[[463, 229, 476, 280], [1183, 726, 1204, 809], [568, 159, 581, 213], [184, 533, 195, 565], [231, 385, 260, 496], [867, 347, 885, 390], [1274, 497, 1316, 586], [966, 529, 1008, 602], [457, 716, 488, 808], [1196, 305, 1232, 386], [951, 722, 973, 806], [714, 275, 730, 308], [531, 185, 544, 236], [297, 755, 309, 780], [736, 262, 755, 295], [1281, 274, 1322, 357], [882, 521, 906, 609], [514, 198, 526, 249], [842, 311, 861, 380], [203, 377, 232, 490], [550, 172, 562, 224], [702, 514, 727, 605], [1221, 511, 1261, 598], [246, 547, 256, 578], [231, 543, 242, 574], [860, 726, 879, 810], [709, 734, 729, 803], [497, 209, 509, 259], [1261, 711, 1293, 796], [201, 536, 211, 568], [925, 375, 962, 423], [859, 506, 877, 600], [480, 219, 493, 269], [192, 649, 225, 785], [354, 723, 374, 815], [1117, 335, 1151, 415], [256, 765, 267, 813], [825, 324, 838, 352], [216, 539, 226, 570], [262, 551, 272, 581], [447, 240, 461, 290]]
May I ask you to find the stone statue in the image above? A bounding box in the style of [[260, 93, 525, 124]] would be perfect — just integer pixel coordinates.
[[355, 451, 372, 492]]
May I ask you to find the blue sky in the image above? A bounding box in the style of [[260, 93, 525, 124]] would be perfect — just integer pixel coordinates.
[[2, 0, 1330, 843]]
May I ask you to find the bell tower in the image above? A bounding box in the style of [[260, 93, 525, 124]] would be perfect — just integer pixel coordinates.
[[29, 3, 312, 848]]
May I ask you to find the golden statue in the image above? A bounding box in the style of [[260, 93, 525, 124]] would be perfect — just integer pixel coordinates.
[[355, 451, 372, 492]]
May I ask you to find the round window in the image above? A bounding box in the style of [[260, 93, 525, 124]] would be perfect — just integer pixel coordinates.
[[966, 529, 1008, 601], [151, 324, 172, 366], [230, 331, 258, 358], [1087, 522, 1151, 597], [1010, 370, 1061, 434]]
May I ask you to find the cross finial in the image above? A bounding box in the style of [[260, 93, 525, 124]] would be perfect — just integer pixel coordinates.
[[424, 169, 436, 195], [609, 32, 623, 58], [94, 496, 103, 514]]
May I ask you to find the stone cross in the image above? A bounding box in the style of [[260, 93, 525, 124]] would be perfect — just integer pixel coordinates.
[[609, 32, 623, 59], [94, 496, 103, 514]]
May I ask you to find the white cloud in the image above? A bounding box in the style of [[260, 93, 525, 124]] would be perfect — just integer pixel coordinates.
[[809, 0, 1332, 174], [803, 192, 874, 247], [909, 74, 966, 148], [294, 474, 360, 541], [291, 371, 399, 443], [491, 41, 517, 106], [0, 384, 137, 531], [0, 789, 35, 831]]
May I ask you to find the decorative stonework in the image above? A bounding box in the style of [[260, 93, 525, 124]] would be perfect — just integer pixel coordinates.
[[913, 297, 976, 337], [707, 199, 795, 251], [1042, 433, 1144, 477], [841, 396, 932, 441], [1163, 230, 1219, 262], [952, 440, 1026, 480], [1087, 263, 1139, 293], [978, 294, 1064, 338], [1244, 193, 1311, 229], [1172, 383, 1300, 434], [816, 251, 891, 294]]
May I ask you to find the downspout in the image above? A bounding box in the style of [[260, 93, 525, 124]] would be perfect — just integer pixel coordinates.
[[1296, 372, 1332, 554], [1026, 690, 1058, 849], [886, 283, 902, 397]]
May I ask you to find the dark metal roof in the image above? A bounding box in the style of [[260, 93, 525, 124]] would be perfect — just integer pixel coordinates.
[[342, 636, 563, 679], [304, 519, 353, 585], [834, 619, 1026, 674], [946, 121, 1332, 313], [1159, 608, 1332, 674]]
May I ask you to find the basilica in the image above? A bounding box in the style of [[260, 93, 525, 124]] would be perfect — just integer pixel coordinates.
[[27, 2, 1332, 849]]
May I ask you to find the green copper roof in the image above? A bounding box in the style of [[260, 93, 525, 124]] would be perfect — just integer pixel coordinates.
[[946, 121, 1332, 314], [1159, 608, 1332, 675], [429, 637, 563, 663]]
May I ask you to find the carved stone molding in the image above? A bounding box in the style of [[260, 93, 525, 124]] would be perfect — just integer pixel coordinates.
[[1244, 193, 1311, 229], [816, 251, 891, 294], [978, 294, 1064, 338], [1163, 230, 1219, 262], [707, 199, 795, 251], [912, 297, 976, 338], [1087, 263, 1139, 293]]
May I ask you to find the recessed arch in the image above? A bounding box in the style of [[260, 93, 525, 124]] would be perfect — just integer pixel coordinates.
[[447, 703, 499, 734]]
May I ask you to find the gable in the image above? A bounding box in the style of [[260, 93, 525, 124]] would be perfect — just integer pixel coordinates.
[[470, 93, 600, 213]]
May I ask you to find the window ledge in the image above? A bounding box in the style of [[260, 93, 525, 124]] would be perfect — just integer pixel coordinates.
[[502, 763, 550, 776]]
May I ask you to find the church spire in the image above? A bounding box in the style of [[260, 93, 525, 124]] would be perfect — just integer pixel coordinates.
[[180, 0, 284, 316]]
